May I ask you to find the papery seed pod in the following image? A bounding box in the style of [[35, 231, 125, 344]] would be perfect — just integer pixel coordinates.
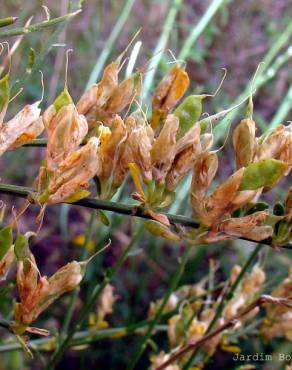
[[44, 137, 100, 204], [218, 211, 273, 241], [0, 102, 41, 156], [191, 152, 218, 221], [151, 64, 189, 129], [44, 93, 88, 171], [104, 71, 142, 114], [165, 123, 201, 191], [126, 112, 154, 181], [99, 115, 127, 180], [233, 118, 256, 169], [9, 117, 44, 150], [77, 61, 119, 129], [151, 114, 179, 183], [14, 234, 100, 329], [96, 284, 118, 323], [204, 168, 245, 226], [255, 125, 287, 161]]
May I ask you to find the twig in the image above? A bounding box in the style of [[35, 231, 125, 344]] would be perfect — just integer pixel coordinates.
[[0, 9, 81, 38], [44, 226, 143, 370], [85, 0, 136, 88], [183, 243, 264, 369], [127, 245, 192, 370], [155, 295, 292, 370], [0, 183, 290, 249]]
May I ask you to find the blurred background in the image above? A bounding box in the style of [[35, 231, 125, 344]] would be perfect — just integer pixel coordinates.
[[0, 0, 291, 369]]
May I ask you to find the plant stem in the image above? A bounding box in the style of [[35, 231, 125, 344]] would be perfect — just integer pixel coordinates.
[[270, 84, 292, 129], [45, 226, 144, 370], [85, 0, 136, 89], [183, 243, 264, 369], [143, 0, 183, 99], [178, 0, 226, 60], [127, 245, 192, 370], [0, 282, 224, 354], [0, 10, 81, 38], [60, 210, 97, 338], [214, 22, 292, 139], [0, 182, 291, 249]]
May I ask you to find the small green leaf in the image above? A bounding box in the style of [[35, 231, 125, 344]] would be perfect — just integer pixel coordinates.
[[53, 88, 73, 111], [144, 220, 180, 241], [64, 189, 91, 203], [174, 95, 203, 139], [26, 48, 36, 75], [14, 234, 30, 261], [240, 159, 287, 191], [0, 73, 10, 117], [98, 210, 110, 226], [0, 226, 13, 260]]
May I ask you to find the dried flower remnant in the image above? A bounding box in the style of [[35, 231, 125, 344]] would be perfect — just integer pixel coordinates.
[[149, 264, 265, 368], [39, 137, 100, 205], [77, 57, 142, 133], [13, 233, 92, 333], [150, 64, 189, 130]]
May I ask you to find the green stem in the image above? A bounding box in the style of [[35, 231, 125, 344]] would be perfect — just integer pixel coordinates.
[[127, 245, 192, 370], [0, 10, 81, 38], [214, 22, 292, 139], [178, 0, 226, 60], [45, 226, 144, 370], [183, 243, 264, 369], [60, 210, 97, 338], [143, 0, 183, 99], [270, 84, 292, 129], [0, 182, 290, 249], [85, 0, 136, 88]]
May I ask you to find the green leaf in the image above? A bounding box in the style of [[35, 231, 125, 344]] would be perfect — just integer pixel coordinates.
[[245, 202, 269, 215], [53, 87, 73, 111], [26, 48, 36, 75], [0, 226, 13, 260], [64, 189, 91, 203], [144, 220, 180, 241], [98, 210, 110, 226], [240, 159, 287, 191], [14, 234, 31, 261], [0, 73, 10, 117], [174, 95, 203, 139]]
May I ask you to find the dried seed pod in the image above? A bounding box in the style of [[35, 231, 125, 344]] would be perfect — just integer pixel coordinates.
[[233, 118, 256, 169], [166, 123, 201, 191], [151, 114, 179, 183], [126, 112, 154, 182], [44, 137, 100, 204], [104, 71, 142, 113], [218, 211, 273, 241], [0, 102, 41, 156], [151, 64, 189, 129], [191, 151, 218, 220]]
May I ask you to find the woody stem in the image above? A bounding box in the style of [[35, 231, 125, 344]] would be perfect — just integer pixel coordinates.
[[0, 182, 291, 249]]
